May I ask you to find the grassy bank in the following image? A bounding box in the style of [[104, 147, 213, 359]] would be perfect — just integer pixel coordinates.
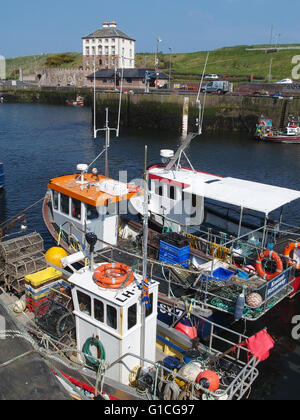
[[5, 44, 300, 83]]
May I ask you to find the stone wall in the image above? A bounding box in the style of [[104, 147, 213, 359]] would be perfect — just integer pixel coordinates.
[[37, 68, 90, 87]]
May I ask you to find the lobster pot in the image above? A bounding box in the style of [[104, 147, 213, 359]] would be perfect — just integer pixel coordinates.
[[5, 253, 47, 280], [0, 232, 44, 263]]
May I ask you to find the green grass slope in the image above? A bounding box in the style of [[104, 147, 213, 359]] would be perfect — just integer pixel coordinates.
[[5, 45, 300, 82]]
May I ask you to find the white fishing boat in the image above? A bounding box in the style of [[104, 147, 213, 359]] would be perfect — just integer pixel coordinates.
[[0, 232, 275, 401]]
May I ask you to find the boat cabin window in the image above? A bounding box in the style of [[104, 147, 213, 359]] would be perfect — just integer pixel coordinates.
[[107, 304, 117, 330], [72, 198, 81, 220], [158, 185, 163, 196], [192, 194, 197, 208], [52, 191, 59, 210], [128, 303, 137, 330], [169, 186, 175, 200], [61, 194, 70, 215], [77, 290, 91, 316], [86, 204, 99, 220], [145, 293, 153, 317], [94, 298, 104, 323]]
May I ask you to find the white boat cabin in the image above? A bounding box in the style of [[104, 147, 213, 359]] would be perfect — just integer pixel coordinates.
[[130, 149, 300, 237], [68, 262, 158, 384], [46, 164, 143, 252]]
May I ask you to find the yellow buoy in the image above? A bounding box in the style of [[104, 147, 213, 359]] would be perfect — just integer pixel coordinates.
[[45, 247, 68, 268]]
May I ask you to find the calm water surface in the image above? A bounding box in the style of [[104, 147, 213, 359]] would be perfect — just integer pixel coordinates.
[[0, 103, 299, 400]]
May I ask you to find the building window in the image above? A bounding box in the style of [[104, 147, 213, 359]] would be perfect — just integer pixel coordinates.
[[128, 303, 137, 330], [111, 47, 115, 55], [77, 291, 91, 316], [85, 47, 90, 55], [91, 46, 95, 55], [94, 299, 104, 323], [112, 58, 115, 66], [126, 78, 132, 83], [105, 59, 108, 65], [129, 49, 132, 58], [105, 46, 109, 55], [105, 38, 109, 43], [60, 194, 69, 215], [99, 59, 102, 65], [98, 46, 102, 55], [72, 198, 81, 220], [112, 38, 115, 43], [52, 191, 58, 210], [107, 305, 117, 330]]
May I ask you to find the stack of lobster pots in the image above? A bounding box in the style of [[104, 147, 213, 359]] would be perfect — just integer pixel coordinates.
[[25, 267, 63, 316]]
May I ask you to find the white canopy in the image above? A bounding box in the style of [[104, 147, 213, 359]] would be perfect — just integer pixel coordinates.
[[183, 177, 300, 215]]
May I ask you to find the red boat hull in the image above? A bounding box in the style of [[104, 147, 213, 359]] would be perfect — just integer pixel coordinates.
[[255, 135, 300, 144]]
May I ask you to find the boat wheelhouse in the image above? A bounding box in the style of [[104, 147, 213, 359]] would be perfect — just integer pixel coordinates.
[[43, 163, 143, 253]]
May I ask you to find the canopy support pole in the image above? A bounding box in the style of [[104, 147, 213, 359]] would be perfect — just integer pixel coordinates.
[[237, 207, 244, 238]]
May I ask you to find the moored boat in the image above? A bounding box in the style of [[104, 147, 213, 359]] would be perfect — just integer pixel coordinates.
[[0, 233, 275, 400], [255, 115, 300, 143], [66, 96, 84, 107]]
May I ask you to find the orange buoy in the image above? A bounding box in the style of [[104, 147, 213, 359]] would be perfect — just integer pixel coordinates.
[[196, 370, 220, 392], [283, 242, 300, 270], [256, 250, 283, 280], [93, 263, 134, 289]]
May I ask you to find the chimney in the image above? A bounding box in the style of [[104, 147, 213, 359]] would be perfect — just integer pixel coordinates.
[[110, 21, 117, 28], [102, 21, 109, 28]]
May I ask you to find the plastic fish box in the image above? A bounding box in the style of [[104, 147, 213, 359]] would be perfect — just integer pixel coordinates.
[[204, 267, 235, 282], [25, 267, 62, 288], [159, 241, 190, 267], [25, 280, 62, 301], [161, 232, 190, 248]]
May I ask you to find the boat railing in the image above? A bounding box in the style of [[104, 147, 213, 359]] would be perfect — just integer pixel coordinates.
[[26, 313, 260, 400], [58, 220, 296, 321]]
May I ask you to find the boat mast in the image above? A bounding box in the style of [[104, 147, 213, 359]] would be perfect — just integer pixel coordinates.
[[141, 145, 149, 365]]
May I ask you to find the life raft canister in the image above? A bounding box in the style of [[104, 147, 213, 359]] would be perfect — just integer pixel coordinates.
[[283, 242, 300, 270], [256, 250, 283, 280], [93, 263, 134, 289]]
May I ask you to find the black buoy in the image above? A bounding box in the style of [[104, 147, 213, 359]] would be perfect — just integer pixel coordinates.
[[85, 232, 98, 252], [85, 232, 98, 269]]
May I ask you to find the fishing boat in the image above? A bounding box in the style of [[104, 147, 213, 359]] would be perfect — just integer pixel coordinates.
[[255, 115, 300, 143], [0, 162, 4, 190], [66, 96, 84, 107], [0, 231, 275, 401]]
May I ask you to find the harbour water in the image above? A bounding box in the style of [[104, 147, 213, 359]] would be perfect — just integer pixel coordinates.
[[0, 103, 299, 400]]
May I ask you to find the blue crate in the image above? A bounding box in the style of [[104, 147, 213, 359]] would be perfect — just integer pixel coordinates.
[[203, 267, 235, 282], [159, 240, 190, 267]]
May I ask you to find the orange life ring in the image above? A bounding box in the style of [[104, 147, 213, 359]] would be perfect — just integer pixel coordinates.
[[283, 242, 300, 270], [93, 263, 134, 289], [256, 250, 283, 280]]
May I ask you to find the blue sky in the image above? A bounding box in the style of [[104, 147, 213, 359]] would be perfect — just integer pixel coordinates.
[[0, 0, 299, 57]]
